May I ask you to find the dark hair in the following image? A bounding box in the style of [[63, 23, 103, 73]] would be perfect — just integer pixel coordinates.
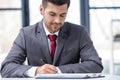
[[42, 0, 70, 8]]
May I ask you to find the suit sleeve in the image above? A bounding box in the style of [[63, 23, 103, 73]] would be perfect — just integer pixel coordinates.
[[58, 27, 103, 73], [0, 29, 32, 78]]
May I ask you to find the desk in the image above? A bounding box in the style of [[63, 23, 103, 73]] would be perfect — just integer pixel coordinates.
[[0, 75, 120, 80]]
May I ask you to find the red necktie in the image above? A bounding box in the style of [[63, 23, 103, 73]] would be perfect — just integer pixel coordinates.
[[48, 35, 57, 60]]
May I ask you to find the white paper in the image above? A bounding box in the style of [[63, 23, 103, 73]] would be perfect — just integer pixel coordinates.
[[35, 73, 105, 79]]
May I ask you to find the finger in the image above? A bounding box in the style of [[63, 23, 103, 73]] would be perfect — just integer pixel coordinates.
[[44, 64, 58, 73], [45, 67, 57, 73]]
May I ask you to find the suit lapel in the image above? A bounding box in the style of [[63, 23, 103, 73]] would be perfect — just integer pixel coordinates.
[[36, 22, 52, 64], [53, 35, 65, 65], [53, 24, 69, 65]]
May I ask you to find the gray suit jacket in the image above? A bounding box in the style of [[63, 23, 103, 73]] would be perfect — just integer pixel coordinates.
[[0, 21, 103, 77]]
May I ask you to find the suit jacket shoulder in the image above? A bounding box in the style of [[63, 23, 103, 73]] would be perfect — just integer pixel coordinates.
[[21, 22, 43, 36], [63, 22, 88, 33]]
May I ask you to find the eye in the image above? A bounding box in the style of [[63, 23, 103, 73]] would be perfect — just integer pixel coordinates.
[[49, 12, 56, 16], [60, 14, 66, 17]]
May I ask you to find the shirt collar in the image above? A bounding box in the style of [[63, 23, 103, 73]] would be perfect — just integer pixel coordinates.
[[43, 21, 59, 36]]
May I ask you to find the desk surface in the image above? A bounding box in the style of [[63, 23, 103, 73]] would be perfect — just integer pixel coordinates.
[[0, 75, 120, 80]]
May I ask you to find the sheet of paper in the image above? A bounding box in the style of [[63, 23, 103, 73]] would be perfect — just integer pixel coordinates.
[[35, 73, 105, 79]]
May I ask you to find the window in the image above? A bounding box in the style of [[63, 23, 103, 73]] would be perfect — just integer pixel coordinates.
[[0, 0, 22, 63], [89, 0, 120, 75]]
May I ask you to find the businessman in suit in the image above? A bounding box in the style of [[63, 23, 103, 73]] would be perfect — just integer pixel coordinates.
[[0, 0, 103, 78]]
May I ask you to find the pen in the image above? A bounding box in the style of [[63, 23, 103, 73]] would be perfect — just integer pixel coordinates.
[[40, 58, 45, 65]]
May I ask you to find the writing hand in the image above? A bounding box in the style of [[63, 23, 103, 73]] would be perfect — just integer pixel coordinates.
[[35, 64, 58, 75]]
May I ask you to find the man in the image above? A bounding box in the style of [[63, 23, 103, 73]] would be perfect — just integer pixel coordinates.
[[0, 0, 103, 78]]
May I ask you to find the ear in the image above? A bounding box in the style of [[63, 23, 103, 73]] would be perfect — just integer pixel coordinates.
[[39, 4, 44, 15]]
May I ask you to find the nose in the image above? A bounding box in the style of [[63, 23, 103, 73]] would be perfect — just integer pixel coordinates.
[[54, 17, 61, 24]]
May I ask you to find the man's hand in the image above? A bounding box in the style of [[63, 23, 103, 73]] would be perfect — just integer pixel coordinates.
[[35, 64, 58, 75]]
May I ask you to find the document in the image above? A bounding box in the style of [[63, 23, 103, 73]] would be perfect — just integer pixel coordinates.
[[35, 73, 105, 79]]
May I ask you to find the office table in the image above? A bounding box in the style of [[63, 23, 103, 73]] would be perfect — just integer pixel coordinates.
[[0, 75, 120, 80]]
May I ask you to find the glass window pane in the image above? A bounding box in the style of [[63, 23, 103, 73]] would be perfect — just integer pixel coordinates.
[[0, 0, 21, 8], [0, 11, 22, 54], [90, 7, 120, 75], [29, 0, 42, 24], [66, 0, 80, 24], [90, 0, 120, 7]]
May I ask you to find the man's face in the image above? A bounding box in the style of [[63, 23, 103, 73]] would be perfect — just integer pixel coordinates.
[[40, 2, 68, 33]]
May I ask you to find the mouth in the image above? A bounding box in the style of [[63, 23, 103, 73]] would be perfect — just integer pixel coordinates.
[[52, 23, 62, 26], [50, 25, 60, 33], [52, 25, 60, 29]]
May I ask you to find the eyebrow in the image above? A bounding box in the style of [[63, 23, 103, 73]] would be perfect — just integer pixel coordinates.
[[49, 11, 67, 15]]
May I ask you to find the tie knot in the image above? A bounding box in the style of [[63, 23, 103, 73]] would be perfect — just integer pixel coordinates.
[[48, 35, 57, 41]]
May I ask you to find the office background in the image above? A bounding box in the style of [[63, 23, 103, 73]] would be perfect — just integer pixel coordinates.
[[0, 0, 120, 76]]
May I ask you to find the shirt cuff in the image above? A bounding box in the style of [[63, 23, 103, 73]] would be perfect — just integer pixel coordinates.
[[25, 67, 37, 77], [56, 67, 62, 74]]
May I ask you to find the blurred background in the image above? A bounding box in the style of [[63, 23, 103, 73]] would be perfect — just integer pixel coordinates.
[[0, 0, 120, 76]]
